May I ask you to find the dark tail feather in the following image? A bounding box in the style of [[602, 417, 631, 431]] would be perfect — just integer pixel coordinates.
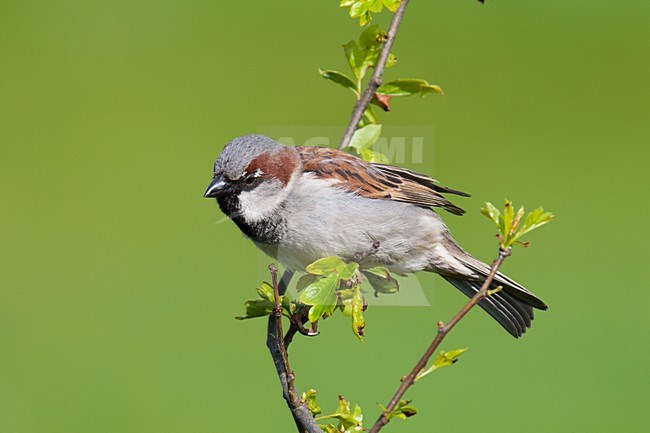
[[492, 271, 547, 310], [437, 235, 548, 337], [442, 276, 538, 338]]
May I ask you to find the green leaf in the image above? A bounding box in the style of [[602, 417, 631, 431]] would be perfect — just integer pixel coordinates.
[[349, 124, 382, 151], [344, 25, 395, 79], [347, 1, 373, 26], [337, 261, 359, 281], [350, 287, 366, 341], [359, 24, 385, 49], [339, 289, 355, 317], [302, 389, 322, 416], [382, 0, 401, 12], [362, 49, 394, 73], [349, 1, 369, 19], [482, 200, 554, 249], [237, 281, 295, 320], [376, 78, 443, 96], [433, 348, 467, 368], [300, 274, 339, 306], [508, 207, 554, 246], [336, 397, 357, 426], [319, 69, 359, 95], [379, 399, 417, 421], [300, 274, 339, 322], [343, 40, 367, 80], [358, 26, 394, 70], [281, 292, 295, 316], [235, 299, 274, 320], [316, 396, 364, 431], [308, 300, 336, 323], [481, 201, 501, 227], [320, 425, 339, 433], [385, 52, 397, 68], [255, 281, 274, 301], [340, 0, 400, 25], [360, 148, 390, 163], [344, 28, 390, 80], [363, 266, 399, 294], [359, 11, 371, 26], [338, 285, 365, 342], [369, 0, 383, 13], [511, 205, 526, 236], [502, 199, 514, 238], [306, 256, 347, 276], [416, 348, 467, 380], [296, 273, 318, 292]]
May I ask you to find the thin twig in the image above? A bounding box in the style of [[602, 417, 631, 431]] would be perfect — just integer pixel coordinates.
[[266, 267, 323, 433], [367, 247, 512, 433], [266, 2, 411, 429], [338, 0, 411, 150], [285, 307, 315, 348], [270, 265, 294, 388]]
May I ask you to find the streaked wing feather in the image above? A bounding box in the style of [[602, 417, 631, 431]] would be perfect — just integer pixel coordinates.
[[296, 146, 468, 215], [372, 164, 471, 197]]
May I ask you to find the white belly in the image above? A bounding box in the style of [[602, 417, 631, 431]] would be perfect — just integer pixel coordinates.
[[257, 176, 451, 274]]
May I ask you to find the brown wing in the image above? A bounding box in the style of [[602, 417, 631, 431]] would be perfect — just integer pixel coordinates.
[[296, 146, 470, 215]]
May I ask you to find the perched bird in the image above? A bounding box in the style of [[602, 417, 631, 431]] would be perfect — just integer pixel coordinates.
[[204, 135, 547, 337]]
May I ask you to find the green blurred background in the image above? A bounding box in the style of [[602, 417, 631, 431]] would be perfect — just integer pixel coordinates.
[[1, 1, 649, 432]]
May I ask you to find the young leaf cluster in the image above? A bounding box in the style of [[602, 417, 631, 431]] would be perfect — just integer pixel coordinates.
[[297, 256, 363, 324], [319, 25, 395, 101], [235, 257, 399, 341], [377, 399, 417, 421], [340, 0, 401, 26], [297, 256, 401, 341], [311, 394, 365, 433], [302, 389, 322, 417], [297, 256, 366, 341], [415, 348, 467, 381], [362, 265, 399, 296], [481, 200, 555, 249], [234, 282, 294, 320], [321, 19, 443, 162]]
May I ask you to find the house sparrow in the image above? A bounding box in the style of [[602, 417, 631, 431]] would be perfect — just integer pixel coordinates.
[[204, 135, 547, 337]]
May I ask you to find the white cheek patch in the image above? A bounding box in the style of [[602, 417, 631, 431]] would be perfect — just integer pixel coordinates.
[[238, 188, 287, 223], [237, 171, 298, 223]]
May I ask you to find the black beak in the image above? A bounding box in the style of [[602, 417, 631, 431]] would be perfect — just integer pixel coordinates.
[[203, 175, 227, 198]]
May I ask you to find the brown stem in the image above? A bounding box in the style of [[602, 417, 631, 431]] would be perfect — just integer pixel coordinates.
[[367, 247, 512, 433], [338, 0, 411, 150], [266, 267, 323, 433], [265, 3, 413, 429], [285, 306, 315, 348]]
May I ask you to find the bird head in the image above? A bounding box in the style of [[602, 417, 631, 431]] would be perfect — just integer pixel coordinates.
[[203, 135, 300, 223]]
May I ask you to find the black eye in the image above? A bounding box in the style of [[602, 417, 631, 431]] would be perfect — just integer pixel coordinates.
[[244, 174, 258, 186]]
